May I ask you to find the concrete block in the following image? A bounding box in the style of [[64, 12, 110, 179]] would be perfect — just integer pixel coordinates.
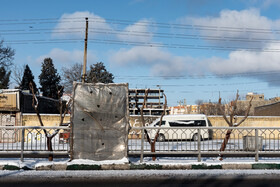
[[3, 165, 20, 170], [222, 164, 252, 169], [36, 164, 52, 170], [66, 164, 101, 170], [52, 163, 67, 170], [130, 164, 162, 170], [101, 164, 130, 170], [192, 164, 222, 169], [253, 163, 280, 169], [162, 164, 192, 170]]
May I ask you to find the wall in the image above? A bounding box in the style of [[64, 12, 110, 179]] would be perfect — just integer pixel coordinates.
[[254, 102, 280, 116], [129, 115, 158, 138], [22, 114, 70, 126], [208, 116, 280, 139], [208, 116, 280, 127]]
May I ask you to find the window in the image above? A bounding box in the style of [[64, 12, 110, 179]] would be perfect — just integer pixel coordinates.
[[169, 120, 206, 127], [154, 120, 166, 126], [169, 120, 195, 127]]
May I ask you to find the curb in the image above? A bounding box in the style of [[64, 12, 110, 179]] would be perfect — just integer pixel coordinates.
[[2, 163, 280, 170]]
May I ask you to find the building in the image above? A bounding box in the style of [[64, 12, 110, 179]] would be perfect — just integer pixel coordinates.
[[0, 89, 70, 142], [129, 89, 169, 116], [254, 102, 280, 116], [169, 105, 198, 115], [246, 92, 264, 101], [236, 92, 275, 115]]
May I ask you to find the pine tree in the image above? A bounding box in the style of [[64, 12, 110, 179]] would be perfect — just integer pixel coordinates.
[[39, 58, 63, 99], [86, 62, 114, 83], [0, 66, 11, 89], [20, 64, 38, 93]]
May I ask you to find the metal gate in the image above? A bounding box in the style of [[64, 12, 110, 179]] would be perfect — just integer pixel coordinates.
[[0, 113, 17, 143]]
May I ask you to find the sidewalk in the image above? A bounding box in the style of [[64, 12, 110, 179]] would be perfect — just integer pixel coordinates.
[[2, 157, 280, 170]]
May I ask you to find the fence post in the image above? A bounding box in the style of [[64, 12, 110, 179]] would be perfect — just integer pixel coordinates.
[[140, 127, 144, 163], [21, 128, 25, 162], [255, 128, 259, 162], [197, 128, 201, 162]]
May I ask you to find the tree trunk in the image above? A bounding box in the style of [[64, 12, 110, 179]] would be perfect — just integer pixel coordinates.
[[151, 142, 156, 161], [219, 129, 232, 160], [47, 137, 54, 161]]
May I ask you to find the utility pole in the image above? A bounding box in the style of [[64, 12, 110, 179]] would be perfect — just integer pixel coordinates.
[[82, 17, 88, 83]]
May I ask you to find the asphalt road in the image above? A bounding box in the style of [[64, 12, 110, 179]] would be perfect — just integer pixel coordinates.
[[1, 170, 280, 187]]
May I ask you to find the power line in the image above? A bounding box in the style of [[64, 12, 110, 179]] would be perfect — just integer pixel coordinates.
[[5, 38, 280, 52], [115, 70, 280, 79], [0, 16, 280, 35]]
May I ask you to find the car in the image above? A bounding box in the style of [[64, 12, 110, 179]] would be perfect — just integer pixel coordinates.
[[147, 114, 213, 141]]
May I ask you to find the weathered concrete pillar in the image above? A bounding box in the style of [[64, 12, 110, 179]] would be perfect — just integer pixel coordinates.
[[71, 82, 129, 160]]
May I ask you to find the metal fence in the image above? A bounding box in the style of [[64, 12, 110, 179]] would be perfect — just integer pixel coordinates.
[[0, 126, 71, 161], [3, 126, 280, 162], [128, 127, 280, 162]]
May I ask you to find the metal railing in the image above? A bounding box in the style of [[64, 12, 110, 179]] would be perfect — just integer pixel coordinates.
[[0, 126, 71, 161], [128, 127, 280, 162]]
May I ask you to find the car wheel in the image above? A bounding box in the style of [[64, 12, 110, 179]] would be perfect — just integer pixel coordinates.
[[157, 134, 165, 142], [192, 134, 201, 141]]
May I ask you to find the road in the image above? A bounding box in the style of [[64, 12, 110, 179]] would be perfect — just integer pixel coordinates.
[[1, 170, 280, 187]]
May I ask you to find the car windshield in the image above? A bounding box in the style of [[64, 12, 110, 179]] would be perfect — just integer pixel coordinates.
[[154, 120, 166, 126]]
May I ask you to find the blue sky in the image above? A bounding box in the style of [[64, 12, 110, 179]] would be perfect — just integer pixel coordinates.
[[1, 0, 280, 106]]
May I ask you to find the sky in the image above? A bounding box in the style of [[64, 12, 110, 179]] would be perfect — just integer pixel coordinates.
[[2, 0, 280, 106]]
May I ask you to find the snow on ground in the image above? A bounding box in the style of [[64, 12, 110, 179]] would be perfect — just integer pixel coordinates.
[[1, 156, 280, 169], [67, 157, 129, 165]]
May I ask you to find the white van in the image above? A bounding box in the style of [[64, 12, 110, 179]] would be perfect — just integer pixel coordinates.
[[148, 114, 213, 141]]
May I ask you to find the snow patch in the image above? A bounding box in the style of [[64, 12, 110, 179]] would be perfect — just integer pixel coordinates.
[[68, 157, 129, 165]]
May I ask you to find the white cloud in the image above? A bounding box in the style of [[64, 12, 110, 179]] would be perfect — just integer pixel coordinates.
[[262, 0, 280, 9], [117, 19, 154, 42], [53, 11, 155, 44], [109, 42, 280, 83], [110, 46, 171, 66], [181, 9, 280, 49], [52, 11, 111, 38], [207, 43, 280, 74], [36, 48, 97, 66], [109, 46, 202, 76]]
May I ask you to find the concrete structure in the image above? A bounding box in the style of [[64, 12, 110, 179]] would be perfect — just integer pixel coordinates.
[[169, 105, 199, 115], [254, 102, 280, 116], [246, 92, 265, 101], [129, 89, 169, 116], [0, 89, 69, 143], [22, 114, 70, 127], [235, 92, 279, 115], [72, 83, 129, 161]]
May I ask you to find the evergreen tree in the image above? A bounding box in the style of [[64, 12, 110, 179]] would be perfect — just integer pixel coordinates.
[[0, 66, 11, 89], [86, 62, 114, 83], [20, 64, 38, 93], [0, 40, 15, 89], [39, 58, 63, 99]]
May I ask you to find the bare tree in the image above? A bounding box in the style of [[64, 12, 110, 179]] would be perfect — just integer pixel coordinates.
[[141, 89, 167, 161], [11, 64, 24, 88], [61, 63, 83, 93], [218, 91, 253, 161], [29, 82, 71, 161]]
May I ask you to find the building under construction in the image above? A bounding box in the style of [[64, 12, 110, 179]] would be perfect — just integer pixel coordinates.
[[129, 89, 169, 116]]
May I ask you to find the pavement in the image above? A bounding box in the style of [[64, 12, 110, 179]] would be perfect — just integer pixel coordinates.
[[1, 170, 280, 187]]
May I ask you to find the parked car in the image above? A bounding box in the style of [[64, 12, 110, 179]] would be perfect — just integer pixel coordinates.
[[147, 114, 213, 141]]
